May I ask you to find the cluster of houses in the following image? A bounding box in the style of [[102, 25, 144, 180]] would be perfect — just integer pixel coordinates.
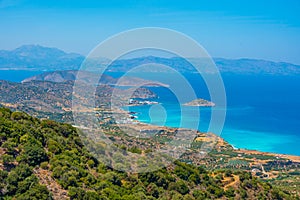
[[128, 98, 159, 106]]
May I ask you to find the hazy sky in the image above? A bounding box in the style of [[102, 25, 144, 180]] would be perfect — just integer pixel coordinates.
[[1, 0, 300, 64]]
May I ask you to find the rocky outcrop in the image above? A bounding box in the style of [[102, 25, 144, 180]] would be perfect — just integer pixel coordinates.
[[183, 98, 215, 107]]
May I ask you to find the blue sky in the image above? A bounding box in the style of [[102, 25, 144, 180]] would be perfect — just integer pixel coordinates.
[[1, 0, 300, 64]]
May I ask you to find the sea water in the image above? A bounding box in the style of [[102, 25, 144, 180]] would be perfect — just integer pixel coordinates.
[[0, 70, 45, 82], [123, 73, 300, 156]]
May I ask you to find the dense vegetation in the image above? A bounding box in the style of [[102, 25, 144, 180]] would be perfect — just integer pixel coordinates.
[[0, 108, 294, 199]]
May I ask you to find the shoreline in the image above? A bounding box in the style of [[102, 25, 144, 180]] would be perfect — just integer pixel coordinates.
[[121, 106, 300, 161]]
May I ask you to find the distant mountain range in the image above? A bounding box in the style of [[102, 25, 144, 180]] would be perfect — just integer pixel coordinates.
[[0, 45, 84, 71], [1, 45, 300, 75]]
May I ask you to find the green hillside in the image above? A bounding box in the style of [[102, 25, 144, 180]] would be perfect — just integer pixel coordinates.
[[0, 108, 292, 199]]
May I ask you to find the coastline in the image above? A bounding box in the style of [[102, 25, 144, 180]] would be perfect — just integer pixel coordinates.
[[121, 106, 300, 161]]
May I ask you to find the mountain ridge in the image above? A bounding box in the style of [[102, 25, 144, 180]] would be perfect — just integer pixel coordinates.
[[0, 45, 84, 71], [1, 45, 300, 75]]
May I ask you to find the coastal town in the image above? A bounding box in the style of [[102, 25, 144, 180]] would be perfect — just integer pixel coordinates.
[[128, 98, 159, 106]]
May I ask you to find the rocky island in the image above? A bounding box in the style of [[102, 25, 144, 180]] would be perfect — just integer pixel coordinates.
[[183, 98, 215, 107]]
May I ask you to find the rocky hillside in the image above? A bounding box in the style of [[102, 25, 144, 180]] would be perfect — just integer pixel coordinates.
[[22, 70, 169, 87], [0, 108, 292, 199], [0, 80, 157, 122]]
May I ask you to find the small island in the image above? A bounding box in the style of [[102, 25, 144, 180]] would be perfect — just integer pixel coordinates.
[[183, 98, 215, 107]]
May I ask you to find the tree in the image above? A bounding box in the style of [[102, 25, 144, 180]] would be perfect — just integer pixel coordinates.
[[84, 191, 101, 200], [147, 182, 160, 198], [0, 170, 8, 194], [2, 154, 14, 166], [47, 138, 62, 154], [103, 172, 122, 186], [225, 187, 235, 198], [207, 185, 224, 198], [68, 186, 86, 199], [16, 185, 52, 200], [17, 175, 38, 194], [100, 188, 121, 199], [2, 139, 18, 156], [168, 180, 189, 195], [11, 111, 30, 121], [5, 164, 32, 195], [18, 144, 48, 166], [193, 190, 207, 199]]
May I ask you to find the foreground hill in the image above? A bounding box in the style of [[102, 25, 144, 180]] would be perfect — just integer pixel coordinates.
[[0, 108, 293, 199], [1, 45, 300, 75]]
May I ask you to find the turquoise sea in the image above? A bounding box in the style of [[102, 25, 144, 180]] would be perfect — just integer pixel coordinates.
[[119, 73, 300, 156]]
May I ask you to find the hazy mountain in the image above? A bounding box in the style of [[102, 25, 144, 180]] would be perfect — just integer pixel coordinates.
[[0, 45, 84, 70], [107, 56, 300, 75], [1, 45, 300, 75], [214, 58, 300, 75]]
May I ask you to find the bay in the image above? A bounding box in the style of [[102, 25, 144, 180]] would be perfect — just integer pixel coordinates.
[[122, 73, 300, 156], [0, 70, 45, 82]]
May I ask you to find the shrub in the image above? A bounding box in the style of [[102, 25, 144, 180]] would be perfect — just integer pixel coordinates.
[[168, 180, 189, 195], [18, 144, 48, 166], [225, 187, 235, 198], [40, 161, 49, 169], [2, 154, 14, 165]]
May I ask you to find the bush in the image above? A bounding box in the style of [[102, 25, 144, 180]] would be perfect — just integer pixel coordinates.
[[103, 172, 122, 186], [68, 186, 86, 199], [11, 112, 30, 121], [168, 180, 189, 195], [193, 190, 207, 199], [16, 184, 52, 200], [2, 154, 14, 165], [87, 159, 95, 168], [207, 185, 224, 198], [40, 161, 49, 169], [5, 164, 33, 195], [17, 175, 38, 194], [18, 144, 48, 166], [225, 187, 235, 198], [147, 183, 160, 198], [128, 146, 142, 154]]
